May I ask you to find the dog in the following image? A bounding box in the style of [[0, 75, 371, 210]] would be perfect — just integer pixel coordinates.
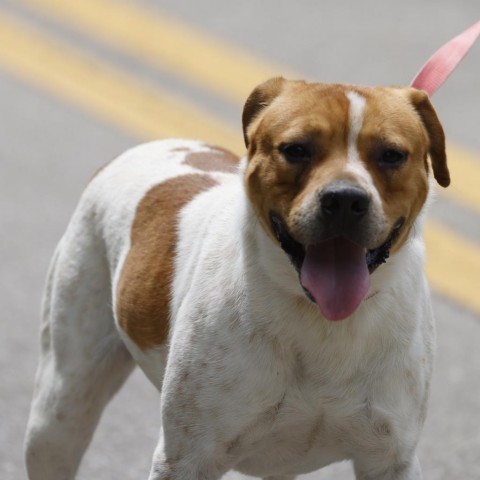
[[25, 77, 450, 480]]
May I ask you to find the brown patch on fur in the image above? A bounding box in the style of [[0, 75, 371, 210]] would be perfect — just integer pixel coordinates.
[[183, 146, 239, 173], [116, 174, 217, 350]]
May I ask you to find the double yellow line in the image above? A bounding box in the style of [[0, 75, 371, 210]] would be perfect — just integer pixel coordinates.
[[0, 10, 242, 150], [18, 0, 289, 103], [2, 0, 480, 312]]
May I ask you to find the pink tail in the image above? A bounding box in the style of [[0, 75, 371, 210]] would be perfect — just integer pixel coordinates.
[[410, 20, 480, 95]]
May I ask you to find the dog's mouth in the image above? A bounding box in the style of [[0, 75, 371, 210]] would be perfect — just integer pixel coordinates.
[[269, 213, 404, 321]]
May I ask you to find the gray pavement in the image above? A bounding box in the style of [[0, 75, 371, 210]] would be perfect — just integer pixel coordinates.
[[1, 1, 479, 479]]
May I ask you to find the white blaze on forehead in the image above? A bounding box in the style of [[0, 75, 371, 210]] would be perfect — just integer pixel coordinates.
[[345, 91, 370, 179], [345, 91, 383, 208], [346, 91, 366, 163]]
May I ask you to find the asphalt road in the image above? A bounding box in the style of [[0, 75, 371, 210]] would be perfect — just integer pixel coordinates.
[[1, 1, 479, 479]]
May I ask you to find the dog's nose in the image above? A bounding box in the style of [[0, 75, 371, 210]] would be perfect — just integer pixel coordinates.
[[320, 185, 370, 221]]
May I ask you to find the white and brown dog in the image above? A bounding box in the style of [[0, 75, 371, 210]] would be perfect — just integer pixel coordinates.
[[25, 78, 450, 480]]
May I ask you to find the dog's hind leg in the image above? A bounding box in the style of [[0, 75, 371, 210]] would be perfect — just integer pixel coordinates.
[[25, 225, 135, 480]]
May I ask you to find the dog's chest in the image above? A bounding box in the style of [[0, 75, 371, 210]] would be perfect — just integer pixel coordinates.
[[232, 376, 398, 476], [166, 262, 422, 476], [227, 312, 426, 476]]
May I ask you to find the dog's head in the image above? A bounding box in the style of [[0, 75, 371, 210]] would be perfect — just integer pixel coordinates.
[[242, 78, 449, 321]]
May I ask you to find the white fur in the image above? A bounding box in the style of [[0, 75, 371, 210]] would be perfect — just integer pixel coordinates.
[[346, 91, 384, 216], [25, 138, 434, 480], [347, 91, 366, 152]]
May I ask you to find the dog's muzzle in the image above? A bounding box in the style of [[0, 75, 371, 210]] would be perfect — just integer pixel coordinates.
[[269, 185, 404, 321]]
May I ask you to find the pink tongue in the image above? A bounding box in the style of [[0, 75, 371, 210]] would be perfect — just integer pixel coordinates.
[[300, 237, 370, 321]]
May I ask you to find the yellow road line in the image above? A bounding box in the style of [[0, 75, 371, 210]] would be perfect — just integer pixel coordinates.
[[445, 145, 480, 214], [0, 11, 243, 152], [16, 0, 480, 214], [17, 0, 289, 103], [0, 11, 478, 315], [425, 221, 480, 313]]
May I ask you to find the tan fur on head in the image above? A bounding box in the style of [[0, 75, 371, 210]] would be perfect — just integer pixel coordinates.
[[242, 79, 449, 255]]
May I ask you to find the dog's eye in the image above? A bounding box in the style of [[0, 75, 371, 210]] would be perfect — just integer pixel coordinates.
[[280, 143, 312, 163], [378, 148, 408, 169]]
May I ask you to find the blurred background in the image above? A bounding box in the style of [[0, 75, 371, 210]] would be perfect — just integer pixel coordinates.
[[0, 0, 479, 478]]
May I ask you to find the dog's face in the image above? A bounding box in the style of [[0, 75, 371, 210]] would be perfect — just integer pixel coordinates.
[[243, 78, 449, 321]]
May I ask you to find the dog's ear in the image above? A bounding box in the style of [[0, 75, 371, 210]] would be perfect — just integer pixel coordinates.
[[409, 89, 450, 187], [242, 77, 286, 148]]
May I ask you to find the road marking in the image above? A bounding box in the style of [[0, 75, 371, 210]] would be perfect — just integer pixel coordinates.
[[16, 0, 480, 214], [0, 11, 243, 152], [16, 0, 289, 103], [445, 146, 480, 214], [426, 221, 480, 313], [0, 10, 478, 315]]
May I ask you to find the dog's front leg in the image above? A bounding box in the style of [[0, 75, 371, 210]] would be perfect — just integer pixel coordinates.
[[147, 429, 228, 480], [147, 365, 234, 480], [354, 455, 422, 480]]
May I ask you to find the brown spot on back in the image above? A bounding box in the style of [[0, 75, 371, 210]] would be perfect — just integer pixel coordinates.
[[116, 174, 217, 350], [183, 146, 239, 173]]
